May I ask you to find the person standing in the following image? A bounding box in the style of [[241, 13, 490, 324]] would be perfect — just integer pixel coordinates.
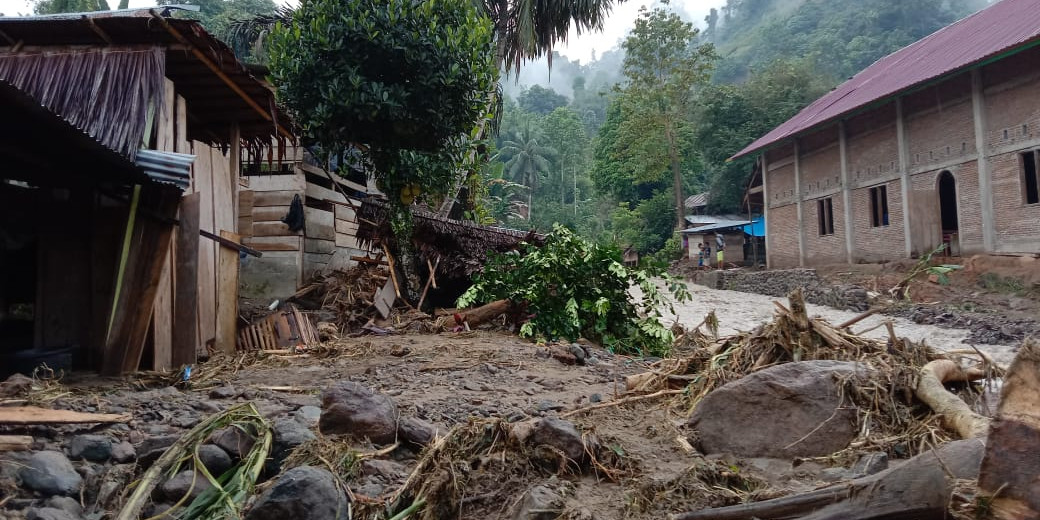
[[715, 232, 725, 269]]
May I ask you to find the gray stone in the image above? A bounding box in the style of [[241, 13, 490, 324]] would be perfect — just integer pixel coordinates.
[[143, 503, 180, 519], [318, 382, 398, 444], [245, 466, 349, 520], [688, 361, 869, 458], [135, 434, 180, 468], [197, 444, 233, 477], [209, 386, 237, 399], [274, 417, 316, 453], [509, 485, 564, 520], [568, 344, 587, 363], [161, 470, 214, 502], [295, 406, 322, 425], [850, 451, 889, 478], [209, 426, 256, 460], [589, 393, 603, 403], [511, 418, 587, 463], [44, 496, 82, 516], [819, 467, 851, 483], [397, 417, 439, 447], [360, 459, 407, 480], [26, 507, 78, 520], [110, 441, 136, 464], [67, 435, 112, 462], [535, 401, 563, 412], [19, 451, 83, 496]]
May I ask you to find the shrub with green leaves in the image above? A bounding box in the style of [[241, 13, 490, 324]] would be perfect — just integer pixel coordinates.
[[458, 225, 690, 357]]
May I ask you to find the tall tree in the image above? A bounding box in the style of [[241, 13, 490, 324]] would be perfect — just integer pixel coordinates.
[[619, 3, 716, 230], [500, 121, 557, 221], [541, 107, 587, 206], [518, 85, 569, 115]]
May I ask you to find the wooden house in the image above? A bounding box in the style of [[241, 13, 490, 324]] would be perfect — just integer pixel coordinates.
[[0, 9, 290, 374], [237, 147, 380, 300]]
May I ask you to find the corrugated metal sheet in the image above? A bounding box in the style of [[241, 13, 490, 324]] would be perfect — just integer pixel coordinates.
[[681, 220, 751, 233], [733, 0, 1040, 159], [684, 192, 709, 208], [134, 149, 194, 190]]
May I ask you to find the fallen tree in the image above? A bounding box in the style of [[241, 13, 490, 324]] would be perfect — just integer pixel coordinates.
[[671, 439, 986, 520]]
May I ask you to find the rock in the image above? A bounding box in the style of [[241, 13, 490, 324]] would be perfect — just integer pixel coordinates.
[[19, 451, 82, 497], [135, 434, 181, 468], [360, 459, 407, 480], [509, 485, 564, 520], [0, 373, 33, 397], [111, 441, 136, 464], [26, 507, 78, 520], [197, 444, 233, 477], [318, 382, 398, 444], [589, 393, 603, 404], [67, 434, 112, 462], [463, 382, 482, 392], [245, 466, 349, 520], [687, 360, 869, 458], [295, 406, 322, 425], [210, 426, 256, 460], [819, 467, 851, 482], [850, 451, 889, 478], [568, 344, 587, 363], [535, 401, 564, 412], [161, 470, 214, 502], [273, 417, 316, 453], [511, 418, 587, 462], [397, 417, 439, 447], [143, 502, 180, 519], [44, 496, 82, 516], [209, 386, 238, 399]]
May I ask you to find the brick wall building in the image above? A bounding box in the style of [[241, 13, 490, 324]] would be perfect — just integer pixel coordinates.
[[736, 0, 1040, 268]]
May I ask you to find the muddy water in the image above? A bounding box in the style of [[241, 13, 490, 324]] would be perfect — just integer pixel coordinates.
[[659, 279, 1020, 368]]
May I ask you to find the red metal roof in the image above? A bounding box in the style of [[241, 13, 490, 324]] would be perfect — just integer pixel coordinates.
[[733, 0, 1040, 159]]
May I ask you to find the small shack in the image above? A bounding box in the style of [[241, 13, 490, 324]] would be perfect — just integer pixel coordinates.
[[237, 147, 380, 300], [682, 218, 751, 266], [0, 10, 289, 374]]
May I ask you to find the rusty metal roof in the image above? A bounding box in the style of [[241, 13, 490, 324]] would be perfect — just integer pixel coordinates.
[[733, 0, 1040, 159]]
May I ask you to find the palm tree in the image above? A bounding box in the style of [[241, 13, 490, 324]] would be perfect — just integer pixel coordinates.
[[499, 123, 556, 221]]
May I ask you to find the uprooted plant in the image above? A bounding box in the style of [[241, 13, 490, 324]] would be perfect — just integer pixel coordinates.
[[457, 224, 690, 357]]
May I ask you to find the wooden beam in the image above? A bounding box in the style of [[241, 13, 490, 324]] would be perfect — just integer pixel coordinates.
[[0, 407, 130, 425], [150, 11, 294, 141], [172, 193, 200, 367], [200, 229, 262, 258], [215, 230, 241, 354], [0, 435, 32, 452], [84, 16, 113, 44]]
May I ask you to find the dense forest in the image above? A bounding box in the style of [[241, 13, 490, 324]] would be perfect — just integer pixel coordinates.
[[489, 0, 990, 258]]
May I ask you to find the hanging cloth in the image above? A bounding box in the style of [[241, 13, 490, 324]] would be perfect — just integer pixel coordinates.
[[282, 194, 305, 232]]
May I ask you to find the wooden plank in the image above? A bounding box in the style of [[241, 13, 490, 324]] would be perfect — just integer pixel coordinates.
[[252, 205, 291, 222], [238, 190, 254, 217], [151, 247, 174, 371], [305, 238, 335, 254], [246, 173, 306, 193], [335, 218, 359, 235], [238, 216, 253, 235], [172, 193, 200, 368], [304, 206, 335, 240], [336, 233, 362, 249], [243, 236, 302, 251], [305, 181, 347, 204], [193, 142, 217, 353], [299, 161, 368, 193], [0, 435, 32, 452], [253, 221, 296, 237], [215, 230, 241, 354], [229, 124, 241, 223], [374, 278, 395, 319], [334, 204, 356, 221], [156, 78, 175, 151], [212, 146, 235, 239], [252, 190, 299, 207], [0, 407, 130, 425]]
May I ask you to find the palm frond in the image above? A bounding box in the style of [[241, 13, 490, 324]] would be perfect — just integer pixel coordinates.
[[226, 5, 296, 63]]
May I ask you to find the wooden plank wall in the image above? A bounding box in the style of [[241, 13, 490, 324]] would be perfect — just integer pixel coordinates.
[[909, 187, 941, 256], [150, 78, 177, 371]]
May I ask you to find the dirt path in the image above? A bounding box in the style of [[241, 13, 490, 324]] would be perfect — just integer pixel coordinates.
[[661, 280, 1020, 367]]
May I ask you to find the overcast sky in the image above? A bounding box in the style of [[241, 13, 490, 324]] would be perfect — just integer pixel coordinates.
[[0, 0, 727, 62]]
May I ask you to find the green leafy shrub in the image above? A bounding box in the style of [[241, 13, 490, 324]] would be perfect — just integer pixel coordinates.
[[458, 225, 690, 357]]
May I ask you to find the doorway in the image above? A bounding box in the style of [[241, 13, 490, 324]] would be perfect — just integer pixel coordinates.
[[937, 170, 959, 255]]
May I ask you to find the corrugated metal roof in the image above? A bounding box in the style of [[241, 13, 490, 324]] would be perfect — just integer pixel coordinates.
[[685, 214, 747, 225], [684, 192, 709, 208], [733, 0, 1040, 159], [135, 149, 194, 190], [681, 220, 751, 234]]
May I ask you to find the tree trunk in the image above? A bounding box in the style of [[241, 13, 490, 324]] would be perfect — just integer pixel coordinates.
[[457, 299, 514, 328], [671, 439, 986, 520], [977, 337, 1040, 519], [915, 360, 990, 439]]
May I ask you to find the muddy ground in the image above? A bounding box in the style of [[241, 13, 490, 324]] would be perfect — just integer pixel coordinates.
[[1, 257, 1035, 520]]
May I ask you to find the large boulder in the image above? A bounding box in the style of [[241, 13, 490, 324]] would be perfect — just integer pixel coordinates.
[[511, 417, 588, 463], [245, 466, 349, 520], [67, 434, 113, 462], [319, 382, 397, 444], [18, 451, 83, 496], [687, 360, 870, 458]]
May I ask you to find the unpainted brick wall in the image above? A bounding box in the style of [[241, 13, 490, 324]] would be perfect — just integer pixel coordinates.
[[803, 194, 846, 264], [847, 123, 899, 188], [850, 180, 905, 262], [768, 204, 800, 267]]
